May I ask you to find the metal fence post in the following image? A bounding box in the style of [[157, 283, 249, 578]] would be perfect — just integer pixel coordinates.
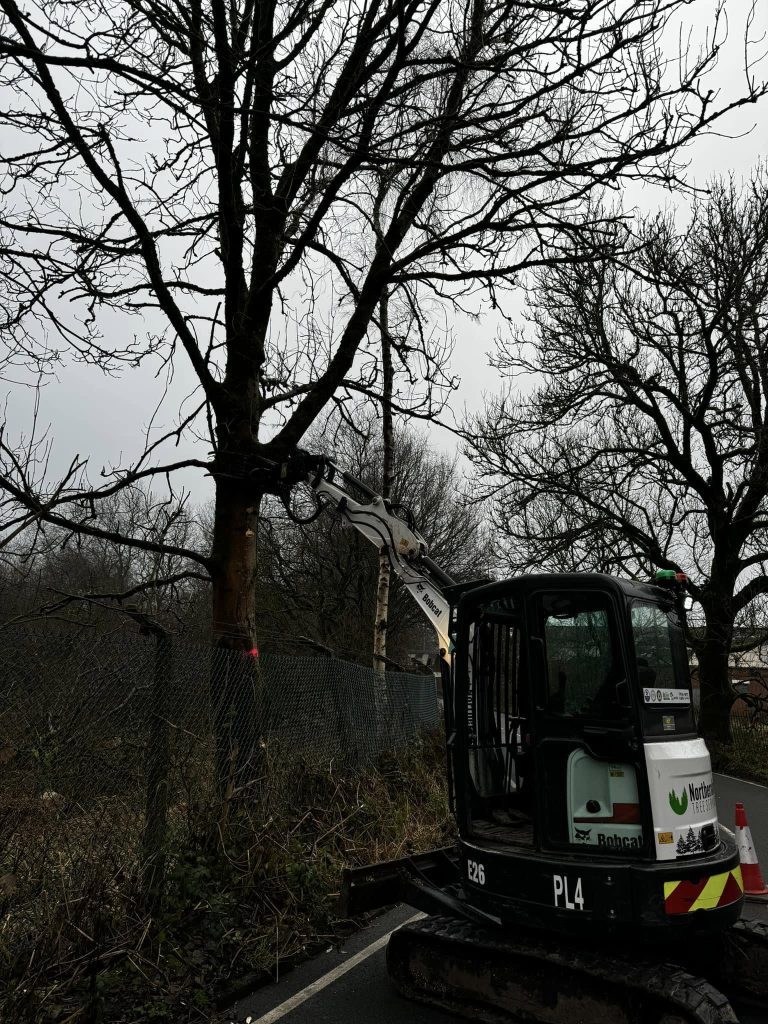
[[139, 621, 172, 909]]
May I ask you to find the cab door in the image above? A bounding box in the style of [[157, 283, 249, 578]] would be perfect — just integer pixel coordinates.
[[529, 589, 647, 855]]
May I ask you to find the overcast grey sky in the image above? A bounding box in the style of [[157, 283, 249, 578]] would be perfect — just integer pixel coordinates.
[[446, 0, 768, 429], [4, 0, 767, 507]]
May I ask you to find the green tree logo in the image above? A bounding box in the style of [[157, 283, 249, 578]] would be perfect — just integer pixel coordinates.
[[669, 787, 688, 815]]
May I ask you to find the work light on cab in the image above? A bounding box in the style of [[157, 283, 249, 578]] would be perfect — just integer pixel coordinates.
[[654, 568, 689, 593]]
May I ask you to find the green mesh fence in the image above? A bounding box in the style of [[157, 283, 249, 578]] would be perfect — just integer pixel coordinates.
[[0, 626, 439, 870]]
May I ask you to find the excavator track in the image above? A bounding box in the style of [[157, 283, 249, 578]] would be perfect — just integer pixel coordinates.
[[714, 918, 768, 1004], [386, 915, 751, 1024]]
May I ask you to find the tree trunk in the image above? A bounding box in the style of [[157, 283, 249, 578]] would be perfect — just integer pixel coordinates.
[[696, 595, 735, 745], [210, 474, 263, 798], [373, 548, 391, 676], [373, 289, 394, 677]]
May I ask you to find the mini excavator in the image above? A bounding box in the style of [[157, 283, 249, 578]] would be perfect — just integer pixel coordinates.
[[282, 451, 768, 1024]]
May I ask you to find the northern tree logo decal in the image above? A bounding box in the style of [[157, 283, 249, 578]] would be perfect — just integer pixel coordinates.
[[669, 787, 688, 815], [676, 826, 704, 855]]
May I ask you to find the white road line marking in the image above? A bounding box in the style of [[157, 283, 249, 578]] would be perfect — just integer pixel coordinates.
[[716, 773, 767, 790], [250, 913, 424, 1024]]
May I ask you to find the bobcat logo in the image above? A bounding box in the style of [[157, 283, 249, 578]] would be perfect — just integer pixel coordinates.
[[574, 827, 591, 841], [668, 787, 688, 816]]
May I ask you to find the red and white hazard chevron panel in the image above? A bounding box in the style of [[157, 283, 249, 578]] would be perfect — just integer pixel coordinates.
[[663, 867, 744, 915]]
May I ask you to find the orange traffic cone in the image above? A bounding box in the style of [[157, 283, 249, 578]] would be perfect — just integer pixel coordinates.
[[735, 802, 768, 896]]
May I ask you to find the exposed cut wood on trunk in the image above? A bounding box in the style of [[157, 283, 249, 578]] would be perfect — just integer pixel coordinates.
[[210, 475, 263, 797]]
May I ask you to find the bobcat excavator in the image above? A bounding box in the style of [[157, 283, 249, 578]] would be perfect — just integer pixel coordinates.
[[280, 450, 768, 1024]]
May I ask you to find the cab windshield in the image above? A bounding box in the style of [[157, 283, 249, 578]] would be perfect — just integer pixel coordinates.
[[631, 601, 694, 735]]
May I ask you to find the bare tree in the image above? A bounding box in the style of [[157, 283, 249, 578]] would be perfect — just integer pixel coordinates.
[[466, 169, 768, 742], [0, 0, 765, 775], [0, 484, 206, 629]]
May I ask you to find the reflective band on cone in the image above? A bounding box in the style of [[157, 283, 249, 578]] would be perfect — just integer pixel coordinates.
[[735, 801, 768, 896]]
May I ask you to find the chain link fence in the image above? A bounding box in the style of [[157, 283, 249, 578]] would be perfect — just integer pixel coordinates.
[[0, 624, 443, 1019], [0, 625, 439, 902]]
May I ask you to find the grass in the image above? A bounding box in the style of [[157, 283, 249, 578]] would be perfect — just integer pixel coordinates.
[[0, 729, 452, 1024]]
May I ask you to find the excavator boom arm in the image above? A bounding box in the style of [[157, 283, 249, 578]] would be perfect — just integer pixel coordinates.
[[303, 458, 453, 657]]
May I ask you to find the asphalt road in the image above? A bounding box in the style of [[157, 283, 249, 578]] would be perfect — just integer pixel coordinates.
[[222, 773, 768, 1024], [714, 772, 768, 868]]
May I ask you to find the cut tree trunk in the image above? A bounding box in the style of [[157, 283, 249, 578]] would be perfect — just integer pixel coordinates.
[[210, 475, 263, 798]]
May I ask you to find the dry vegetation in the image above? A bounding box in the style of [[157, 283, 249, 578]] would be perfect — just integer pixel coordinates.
[[0, 730, 451, 1023]]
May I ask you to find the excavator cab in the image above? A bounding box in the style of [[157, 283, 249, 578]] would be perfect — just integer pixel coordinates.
[[446, 574, 742, 934]]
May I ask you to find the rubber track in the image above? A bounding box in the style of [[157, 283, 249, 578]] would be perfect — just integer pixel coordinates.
[[718, 917, 768, 1000], [387, 915, 740, 1024], [731, 915, 768, 947]]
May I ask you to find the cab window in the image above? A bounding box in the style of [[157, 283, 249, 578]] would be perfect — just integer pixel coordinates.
[[631, 602, 678, 689], [540, 592, 627, 720], [631, 600, 695, 734]]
